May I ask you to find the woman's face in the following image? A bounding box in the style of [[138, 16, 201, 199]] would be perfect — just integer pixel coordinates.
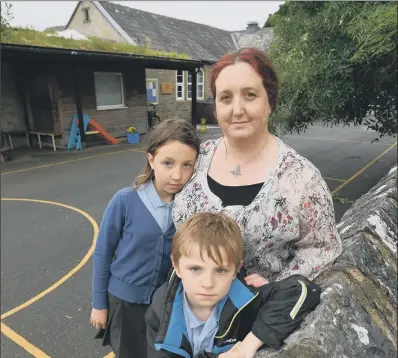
[[214, 62, 271, 141]]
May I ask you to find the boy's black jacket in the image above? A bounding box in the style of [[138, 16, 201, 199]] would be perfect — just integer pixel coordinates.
[[145, 269, 321, 358]]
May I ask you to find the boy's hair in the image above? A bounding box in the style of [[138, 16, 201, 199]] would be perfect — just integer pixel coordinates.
[[172, 212, 244, 268], [133, 118, 201, 188]]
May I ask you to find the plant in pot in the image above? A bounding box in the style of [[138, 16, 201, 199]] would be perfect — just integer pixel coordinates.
[[126, 125, 140, 144], [199, 118, 207, 133]]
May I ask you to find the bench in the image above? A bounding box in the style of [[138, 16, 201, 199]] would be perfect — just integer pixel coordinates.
[[1, 131, 30, 150], [27, 132, 61, 151]]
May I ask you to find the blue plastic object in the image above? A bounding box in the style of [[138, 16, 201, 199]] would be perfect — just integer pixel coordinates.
[[67, 114, 90, 150], [127, 132, 140, 144]]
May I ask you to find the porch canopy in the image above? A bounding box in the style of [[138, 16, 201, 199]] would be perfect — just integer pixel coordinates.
[[1, 43, 206, 141]]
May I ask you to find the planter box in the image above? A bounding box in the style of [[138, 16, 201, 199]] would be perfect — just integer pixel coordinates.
[[127, 132, 140, 144]]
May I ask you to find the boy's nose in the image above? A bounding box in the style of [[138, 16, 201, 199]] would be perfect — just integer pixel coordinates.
[[201, 273, 214, 288]]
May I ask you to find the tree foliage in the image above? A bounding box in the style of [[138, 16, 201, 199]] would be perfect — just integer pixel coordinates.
[[1, 1, 13, 28], [267, 1, 397, 138]]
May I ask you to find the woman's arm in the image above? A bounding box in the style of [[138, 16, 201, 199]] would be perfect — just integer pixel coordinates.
[[92, 190, 125, 309], [278, 171, 343, 281]]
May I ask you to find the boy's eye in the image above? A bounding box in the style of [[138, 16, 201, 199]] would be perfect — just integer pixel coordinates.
[[190, 267, 201, 272], [216, 268, 227, 274]]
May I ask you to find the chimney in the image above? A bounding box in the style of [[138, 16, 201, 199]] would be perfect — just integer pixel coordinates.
[[246, 21, 260, 34]]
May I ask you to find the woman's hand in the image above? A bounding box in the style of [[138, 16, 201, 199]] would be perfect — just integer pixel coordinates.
[[90, 308, 108, 330], [244, 274, 269, 288], [219, 342, 245, 358], [234, 332, 264, 358]]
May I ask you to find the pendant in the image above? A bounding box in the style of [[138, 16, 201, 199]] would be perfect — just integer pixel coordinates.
[[230, 164, 241, 177]]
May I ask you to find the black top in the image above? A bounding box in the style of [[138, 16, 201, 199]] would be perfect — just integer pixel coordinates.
[[207, 175, 264, 206]]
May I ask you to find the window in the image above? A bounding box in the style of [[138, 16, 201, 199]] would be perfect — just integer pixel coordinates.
[[187, 69, 205, 101], [176, 70, 184, 100], [83, 8, 90, 22], [94, 72, 125, 110], [197, 69, 204, 100], [146, 78, 159, 104], [187, 72, 192, 100]]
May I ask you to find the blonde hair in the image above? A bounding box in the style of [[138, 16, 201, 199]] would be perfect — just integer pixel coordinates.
[[172, 212, 244, 268], [133, 118, 200, 189]]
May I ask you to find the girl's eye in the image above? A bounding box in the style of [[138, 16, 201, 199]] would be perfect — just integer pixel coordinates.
[[163, 161, 172, 167], [184, 163, 193, 168]]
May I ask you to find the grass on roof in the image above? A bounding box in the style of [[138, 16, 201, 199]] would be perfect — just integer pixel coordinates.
[[1, 27, 191, 60]]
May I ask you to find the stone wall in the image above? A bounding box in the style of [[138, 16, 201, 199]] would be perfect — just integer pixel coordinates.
[[146, 64, 212, 122], [55, 62, 147, 146], [255, 166, 397, 358]]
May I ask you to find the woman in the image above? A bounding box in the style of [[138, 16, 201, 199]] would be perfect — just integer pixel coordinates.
[[173, 47, 342, 282]]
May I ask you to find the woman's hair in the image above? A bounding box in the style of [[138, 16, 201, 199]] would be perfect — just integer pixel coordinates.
[[133, 118, 201, 188], [172, 212, 244, 268], [210, 47, 279, 113]]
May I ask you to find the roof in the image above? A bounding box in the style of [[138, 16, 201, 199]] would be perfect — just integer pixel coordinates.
[[44, 25, 65, 32], [231, 28, 274, 52], [98, 1, 237, 62], [0, 43, 204, 71]]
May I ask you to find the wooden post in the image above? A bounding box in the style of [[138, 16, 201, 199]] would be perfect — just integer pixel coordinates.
[[190, 68, 198, 126], [73, 69, 86, 144], [14, 61, 32, 132]]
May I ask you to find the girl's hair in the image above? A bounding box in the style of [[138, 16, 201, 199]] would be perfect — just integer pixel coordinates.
[[133, 118, 201, 188], [210, 47, 279, 113]]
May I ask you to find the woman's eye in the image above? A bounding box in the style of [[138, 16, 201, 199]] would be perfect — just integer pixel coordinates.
[[246, 92, 257, 99], [220, 96, 231, 102]]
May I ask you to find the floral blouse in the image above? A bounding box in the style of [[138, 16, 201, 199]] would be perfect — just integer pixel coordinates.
[[173, 137, 342, 282]]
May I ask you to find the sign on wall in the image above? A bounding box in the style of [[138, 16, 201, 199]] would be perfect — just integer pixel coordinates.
[[161, 82, 173, 94], [146, 79, 158, 104]]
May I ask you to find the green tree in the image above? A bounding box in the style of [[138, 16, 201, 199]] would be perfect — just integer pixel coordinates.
[[268, 1, 397, 138], [1, 1, 13, 28]]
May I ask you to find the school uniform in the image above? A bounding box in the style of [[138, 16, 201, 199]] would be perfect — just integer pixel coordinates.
[[145, 269, 321, 357], [92, 181, 175, 358]]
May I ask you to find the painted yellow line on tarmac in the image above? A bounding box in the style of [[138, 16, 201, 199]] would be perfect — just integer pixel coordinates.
[[283, 135, 393, 145], [332, 142, 397, 195], [1, 198, 99, 320], [1, 322, 51, 357], [1, 147, 146, 176], [323, 177, 346, 183]]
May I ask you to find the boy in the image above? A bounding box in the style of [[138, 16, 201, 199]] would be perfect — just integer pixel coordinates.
[[145, 212, 321, 358]]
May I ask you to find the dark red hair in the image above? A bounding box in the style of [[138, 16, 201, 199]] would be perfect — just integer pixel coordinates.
[[210, 47, 279, 113]]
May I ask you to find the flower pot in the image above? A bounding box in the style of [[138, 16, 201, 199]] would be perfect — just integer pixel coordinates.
[[127, 132, 140, 144]]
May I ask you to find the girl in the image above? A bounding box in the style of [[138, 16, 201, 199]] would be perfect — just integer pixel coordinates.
[[90, 118, 201, 358]]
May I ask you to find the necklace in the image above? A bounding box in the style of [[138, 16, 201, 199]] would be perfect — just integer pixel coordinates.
[[224, 137, 268, 177]]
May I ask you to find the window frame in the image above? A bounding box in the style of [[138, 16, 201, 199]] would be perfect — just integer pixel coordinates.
[[82, 8, 91, 23], [94, 72, 126, 111], [176, 70, 185, 101], [146, 78, 159, 105], [187, 69, 205, 101], [197, 68, 205, 101]]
